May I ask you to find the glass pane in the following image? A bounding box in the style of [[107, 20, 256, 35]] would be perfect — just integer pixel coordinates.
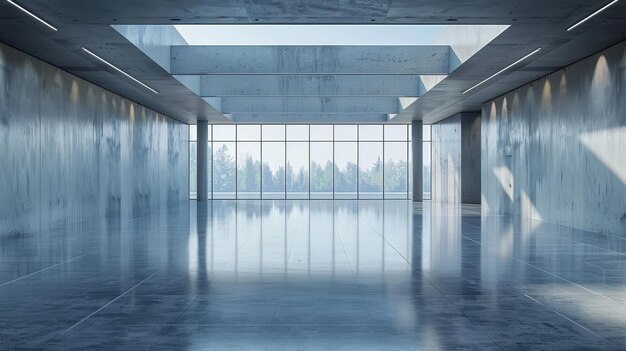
[[384, 125, 407, 141], [262, 142, 285, 198], [423, 141, 432, 200], [262, 125, 285, 141], [334, 142, 357, 199], [237, 142, 261, 199], [189, 141, 197, 199], [423, 125, 432, 141], [287, 125, 309, 141], [237, 125, 260, 141], [359, 142, 383, 199], [286, 142, 309, 199], [189, 125, 197, 142], [310, 142, 333, 199], [310, 125, 333, 141], [213, 141, 236, 199], [384, 142, 408, 199], [213, 124, 236, 140], [359, 125, 383, 141], [334, 125, 357, 141]]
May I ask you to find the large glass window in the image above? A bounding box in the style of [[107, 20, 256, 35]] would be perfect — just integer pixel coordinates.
[[262, 125, 285, 141], [213, 141, 236, 199], [359, 142, 383, 199], [287, 125, 308, 141], [237, 125, 260, 141], [310, 142, 333, 199], [189, 124, 431, 200], [359, 125, 383, 141], [384, 142, 408, 199], [262, 142, 285, 199], [310, 125, 333, 141], [213, 124, 236, 140], [237, 142, 261, 199], [334, 125, 357, 141], [384, 125, 408, 199], [287, 142, 309, 199], [334, 142, 357, 199]]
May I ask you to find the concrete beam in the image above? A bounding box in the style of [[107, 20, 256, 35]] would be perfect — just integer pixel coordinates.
[[198, 75, 423, 96], [231, 114, 388, 123], [214, 96, 404, 114], [197, 121, 208, 202], [431, 112, 481, 204], [171, 46, 451, 75]]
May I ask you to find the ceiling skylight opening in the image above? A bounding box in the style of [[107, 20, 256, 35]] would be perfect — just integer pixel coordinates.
[[174, 24, 508, 46]]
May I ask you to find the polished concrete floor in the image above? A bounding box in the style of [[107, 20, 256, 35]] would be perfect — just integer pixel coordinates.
[[1, 200, 626, 350]]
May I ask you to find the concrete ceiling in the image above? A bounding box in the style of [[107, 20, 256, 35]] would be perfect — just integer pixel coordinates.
[[1, 0, 626, 124], [167, 44, 452, 122]]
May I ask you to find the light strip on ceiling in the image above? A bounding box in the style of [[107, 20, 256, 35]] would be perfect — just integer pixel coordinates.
[[462, 48, 541, 95], [82, 47, 159, 94], [567, 0, 619, 31], [6, 0, 57, 31]]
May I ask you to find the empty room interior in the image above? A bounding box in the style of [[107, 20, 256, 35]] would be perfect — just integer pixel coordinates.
[[2, 0, 626, 349]]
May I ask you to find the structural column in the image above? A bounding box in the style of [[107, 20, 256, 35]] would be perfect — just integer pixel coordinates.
[[430, 112, 481, 204], [411, 120, 423, 202], [197, 120, 208, 202]]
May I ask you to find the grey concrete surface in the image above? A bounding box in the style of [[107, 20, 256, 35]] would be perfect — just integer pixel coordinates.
[[231, 114, 388, 123], [411, 121, 423, 201], [171, 46, 451, 75], [217, 96, 402, 114], [461, 113, 481, 203], [113, 25, 188, 72], [199, 75, 423, 97], [0, 42, 188, 238], [2, 1, 626, 123], [432, 113, 481, 204], [482, 39, 626, 236], [432, 115, 462, 203], [196, 121, 208, 202]]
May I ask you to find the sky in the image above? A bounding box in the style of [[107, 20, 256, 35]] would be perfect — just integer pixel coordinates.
[[175, 25, 446, 46]]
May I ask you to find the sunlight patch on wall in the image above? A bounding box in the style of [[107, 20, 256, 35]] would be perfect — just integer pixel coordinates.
[[521, 190, 543, 234], [579, 126, 626, 185], [493, 166, 514, 202]]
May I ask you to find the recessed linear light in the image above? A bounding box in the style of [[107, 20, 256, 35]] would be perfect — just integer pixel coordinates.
[[567, 0, 619, 31], [6, 0, 57, 31], [82, 47, 159, 94], [462, 48, 541, 95]]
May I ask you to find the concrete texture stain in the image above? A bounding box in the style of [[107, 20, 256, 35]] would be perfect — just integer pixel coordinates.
[[482, 40, 626, 236], [0, 43, 188, 237]]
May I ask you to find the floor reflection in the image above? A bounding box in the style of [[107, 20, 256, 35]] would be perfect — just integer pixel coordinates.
[[1, 200, 625, 350]]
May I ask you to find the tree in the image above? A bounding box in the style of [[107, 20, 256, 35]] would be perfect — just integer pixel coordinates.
[[213, 144, 235, 192], [237, 154, 260, 192]]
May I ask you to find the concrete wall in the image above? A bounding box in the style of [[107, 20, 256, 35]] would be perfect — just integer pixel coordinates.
[[482, 40, 626, 236], [432, 115, 461, 203], [0, 42, 188, 237], [432, 113, 481, 204]]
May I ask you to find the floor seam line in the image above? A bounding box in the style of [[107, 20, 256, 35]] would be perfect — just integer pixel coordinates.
[[0, 251, 96, 288], [52, 264, 170, 339], [523, 294, 609, 342]]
